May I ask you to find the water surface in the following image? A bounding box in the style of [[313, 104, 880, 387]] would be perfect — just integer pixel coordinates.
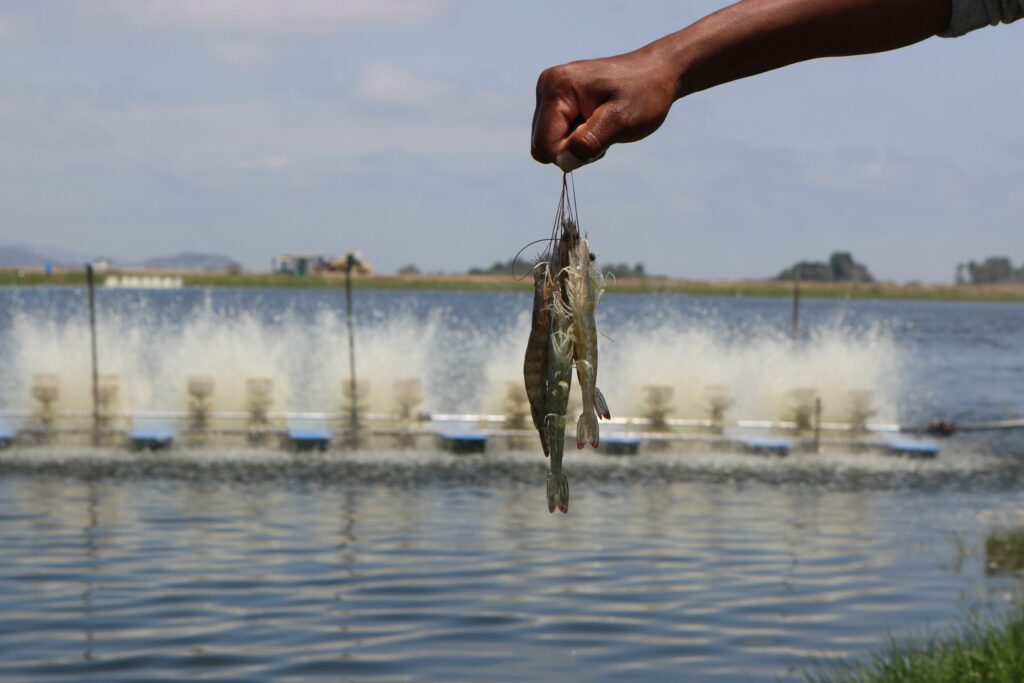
[[1, 287, 1023, 681]]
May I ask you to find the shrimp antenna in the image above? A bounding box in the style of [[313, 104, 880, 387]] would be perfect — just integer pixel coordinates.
[[511, 237, 558, 281]]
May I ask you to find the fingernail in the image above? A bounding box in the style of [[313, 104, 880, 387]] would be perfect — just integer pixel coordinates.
[[555, 151, 581, 172]]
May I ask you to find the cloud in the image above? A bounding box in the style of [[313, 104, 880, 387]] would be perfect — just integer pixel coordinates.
[[232, 155, 295, 172], [3, 83, 520, 183], [353, 62, 450, 107], [0, 10, 32, 40], [210, 41, 271, 68], [81, 0, 452, 36], [804, 156, 910, 190]]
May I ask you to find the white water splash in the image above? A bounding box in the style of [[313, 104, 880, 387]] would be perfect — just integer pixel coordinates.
[[2, 298, 903, 424]]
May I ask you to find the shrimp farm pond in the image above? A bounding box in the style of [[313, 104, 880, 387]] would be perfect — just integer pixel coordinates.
[[1, 286, 1023, 682]]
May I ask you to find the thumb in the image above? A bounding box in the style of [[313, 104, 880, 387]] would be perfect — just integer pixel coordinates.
[[556, 104, 620, 171]]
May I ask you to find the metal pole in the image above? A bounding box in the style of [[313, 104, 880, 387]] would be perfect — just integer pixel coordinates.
[[791, 271, 801, 341], [812, 397, 822, 453], [86, 264, 100, 446], [345, 254, 359, 448]]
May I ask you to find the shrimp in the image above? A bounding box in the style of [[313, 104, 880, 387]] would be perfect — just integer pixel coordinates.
[[523, 261, 552, 456], [524, 212, 576, 457], [544, 282, 574, 513], [566, 236, 610, 449]]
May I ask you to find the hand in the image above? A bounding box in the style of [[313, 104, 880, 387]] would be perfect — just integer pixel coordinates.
[[530, 0, 951, 172], [531, 48, 678, 171]]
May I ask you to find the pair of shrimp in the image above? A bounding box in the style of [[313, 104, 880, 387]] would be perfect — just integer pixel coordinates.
[[522, 173, 609, 513]]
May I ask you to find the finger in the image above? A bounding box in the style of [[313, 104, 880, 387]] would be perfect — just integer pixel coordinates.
[[556, 148, 606, 173], [563, 103, 621, 168], [530, 77, 553, 163], [554, 150, 581, 172], [531, 70, 578, 164], [531, 97, 573, 164], [530, 79, 548, 163]]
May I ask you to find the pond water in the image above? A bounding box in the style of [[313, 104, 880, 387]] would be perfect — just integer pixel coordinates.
[[0, 287, 1022, 681]]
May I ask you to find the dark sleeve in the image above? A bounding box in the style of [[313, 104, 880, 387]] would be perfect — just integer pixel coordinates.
[[940, 0, 1024, 36]]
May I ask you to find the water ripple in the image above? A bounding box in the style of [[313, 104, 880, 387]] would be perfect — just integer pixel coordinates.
[[0, 476, 1019, 682]]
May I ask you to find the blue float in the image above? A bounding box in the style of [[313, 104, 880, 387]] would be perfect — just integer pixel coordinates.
[[738, 437, 792, 456], [286, 427, 332, 451], [884, 439, 939, 458], [438, 431, 488, 454], [129, 427, 175, 451], [601, 434, 643, 456]]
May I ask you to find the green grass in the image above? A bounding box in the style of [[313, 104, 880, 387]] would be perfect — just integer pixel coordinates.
[[5, 268, 1024, 301], [0, 269, 89, 286], [0, 269, 534, 291], [986, 527, 1024, 574], [804, 609, 1024, 683]]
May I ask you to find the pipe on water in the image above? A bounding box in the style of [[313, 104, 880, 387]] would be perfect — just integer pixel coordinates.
[[86, 264, 100, 446], [812, 397, 822, 453], [791, 271, 801, 341], [345, 253, 361, 448]]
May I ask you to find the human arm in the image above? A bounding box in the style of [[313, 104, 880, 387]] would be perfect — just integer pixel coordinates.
[[531, 0, 954, 171]]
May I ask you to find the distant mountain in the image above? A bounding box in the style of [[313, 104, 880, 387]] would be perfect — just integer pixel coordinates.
[[140, 251, 239, 271], [0, 242, 100, 268], [31, 244, 95, 265], [0, 243, 239, 271], [0, 244, 65, 268]]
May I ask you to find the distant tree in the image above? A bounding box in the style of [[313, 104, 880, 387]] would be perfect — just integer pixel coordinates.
[[224, 261, 243, 275], [602, 262, 649, 279], [468, 259, 517, 276], [397, 264, 421, 275], [955, 262, 966, 285], [776, 252, 873, 282], [966, 256, 1020, 284], [829, 252, 870, 282], [469, 258, 653, 279], [777, 261, 832, 281]]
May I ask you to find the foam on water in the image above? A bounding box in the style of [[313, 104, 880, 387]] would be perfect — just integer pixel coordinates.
[[480, 307, 903, 423], [2, 295, 903, 425], [605, 317, 902, 422], [3, 304, 441, 415]]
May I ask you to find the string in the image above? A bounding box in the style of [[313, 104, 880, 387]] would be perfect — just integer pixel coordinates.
[[512, 171, 581, 282]]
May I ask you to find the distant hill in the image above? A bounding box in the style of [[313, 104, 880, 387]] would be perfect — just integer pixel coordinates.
[[0, 242, 103, 268], [0, 244, 241, 271], [0, 245, 56, 268], [140, 252, 239, 271], [0, 243, 99, 268]]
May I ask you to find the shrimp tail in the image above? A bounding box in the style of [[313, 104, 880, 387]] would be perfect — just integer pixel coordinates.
[[595, 386, 611, 420], [576, 412, 599, 449], [545, 472, 569, 513]]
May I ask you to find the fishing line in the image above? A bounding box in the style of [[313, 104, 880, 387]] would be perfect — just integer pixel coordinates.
[[568, 171, 581, 233], [513, 172, 580, 283]]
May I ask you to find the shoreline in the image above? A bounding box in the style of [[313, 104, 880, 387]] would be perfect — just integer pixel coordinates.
[[806, 606, 1024, 683], [3, 268, 1024, 302]]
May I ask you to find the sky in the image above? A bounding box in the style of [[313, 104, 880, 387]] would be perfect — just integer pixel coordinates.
[[0, 0, 1021, 282]]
